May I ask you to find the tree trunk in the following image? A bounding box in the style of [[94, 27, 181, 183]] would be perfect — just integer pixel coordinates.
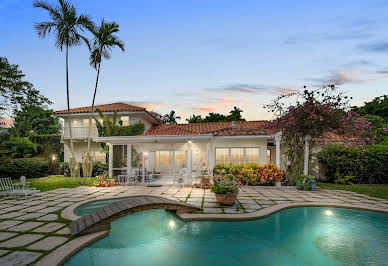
[[66, 44, 79, 184], [85, 62, 101, 184]]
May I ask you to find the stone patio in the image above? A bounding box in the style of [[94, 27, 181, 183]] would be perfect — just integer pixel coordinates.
[[0, 185, 387, 265]]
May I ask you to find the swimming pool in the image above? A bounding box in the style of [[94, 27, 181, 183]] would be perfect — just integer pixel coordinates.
[[65, 204, 388, 266]]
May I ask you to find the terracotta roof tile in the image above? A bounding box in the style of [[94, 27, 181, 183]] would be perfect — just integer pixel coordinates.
[[53, 102, 146, 115], [142, 121, 271, 136]]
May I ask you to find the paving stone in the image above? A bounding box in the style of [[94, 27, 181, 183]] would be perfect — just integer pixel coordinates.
[[223, 208, 245, 214], [0, 220, 23, 230], [56, 227, 71, 235], [256, 200, 274, 205], [0, 249, 10, 257], [0, 232, 17, 241], [54, 202, 73, 207], [27, 236, 68, 251], [33, 223, 66, 233], [24, 205, 48, 212], [202, 208, 223, 213], [36, 214, 58, 221], [0, 234, 44, 248], [36, 207, 61, 213], [0, 212, 25, 219], [0, 251, 42, 266], [203, 202, 222, 208], [8, 222, 44, 232], [0, 205, 28, 212], [15, 212, 45, 220]]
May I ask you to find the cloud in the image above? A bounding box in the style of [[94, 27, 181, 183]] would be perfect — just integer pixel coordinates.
[[190, 97, 248, 113], [359, 41, 388, 53], [123, 101, 166, 111], [318, 68, 388, 85]]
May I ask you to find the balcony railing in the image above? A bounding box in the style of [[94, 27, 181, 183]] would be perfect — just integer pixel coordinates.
[[61, 127, 99, 139]]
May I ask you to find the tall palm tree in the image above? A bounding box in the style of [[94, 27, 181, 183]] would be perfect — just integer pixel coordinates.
[[229, 106, 245, 121], [186, 114, 203, 123], [86, 20, 125, 155], [163, 110, 181, 124], [33, 0, 94, 180]]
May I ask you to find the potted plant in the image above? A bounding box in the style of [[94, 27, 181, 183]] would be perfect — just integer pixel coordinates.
[[211, 172, 241, 205], [293, 173, 316, 191], [194, 169, 212, 189]]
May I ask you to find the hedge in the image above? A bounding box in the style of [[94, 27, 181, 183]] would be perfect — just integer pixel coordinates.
[[29, 134, 62, 156], [0, 158, 50, 179], [59, 161, 108, 177], [317, 144, 388, 184]]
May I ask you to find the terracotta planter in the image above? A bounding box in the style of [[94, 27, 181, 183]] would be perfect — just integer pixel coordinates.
[[215, 193, 238, 206]]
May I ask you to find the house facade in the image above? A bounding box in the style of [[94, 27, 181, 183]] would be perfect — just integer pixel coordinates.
[[54, 102, 291, 185]]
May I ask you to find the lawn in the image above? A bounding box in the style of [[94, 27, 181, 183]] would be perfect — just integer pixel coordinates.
[[26, 176, 97, 192], [318, 183, 388, 200]]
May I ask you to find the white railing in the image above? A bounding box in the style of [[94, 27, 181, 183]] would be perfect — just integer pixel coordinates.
[[61, 127, 99, 139]]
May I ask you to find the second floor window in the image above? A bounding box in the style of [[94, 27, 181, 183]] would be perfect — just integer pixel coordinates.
[[121, 116, 129, 126], [83, 119, 89, 127]]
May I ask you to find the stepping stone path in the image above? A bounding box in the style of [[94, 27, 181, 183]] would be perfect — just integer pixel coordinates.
[[0, 251, 42, 266], [37, 214, 58, 221], [33, 223, 66, 233], [27, 236, 68, 251], [0, 234, 44, 248], [8, 222, 44, 232]]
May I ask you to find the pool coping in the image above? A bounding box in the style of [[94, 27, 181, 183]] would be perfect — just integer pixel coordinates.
[[52, 197, 388, 266]]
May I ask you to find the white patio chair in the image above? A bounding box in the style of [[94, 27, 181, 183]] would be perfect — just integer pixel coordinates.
[[0, 177, 40, 200]]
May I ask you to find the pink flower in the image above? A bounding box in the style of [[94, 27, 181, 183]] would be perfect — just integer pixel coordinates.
[[383, 128, 388, 132], [286, 160, 291, 166]]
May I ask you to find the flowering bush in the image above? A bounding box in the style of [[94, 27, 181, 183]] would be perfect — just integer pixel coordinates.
[[256, 163, 284, 184], [211, 172, 242, 194], [266, 86, 375, 180]]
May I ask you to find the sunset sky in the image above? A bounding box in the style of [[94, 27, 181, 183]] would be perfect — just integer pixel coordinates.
[[1, 0, 388, 121]]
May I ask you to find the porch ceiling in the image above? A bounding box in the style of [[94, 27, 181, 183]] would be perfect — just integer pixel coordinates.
[[93, 134, 213, 144]]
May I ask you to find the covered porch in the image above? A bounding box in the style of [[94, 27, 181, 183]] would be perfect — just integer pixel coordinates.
[[94, 132, 290, 186]]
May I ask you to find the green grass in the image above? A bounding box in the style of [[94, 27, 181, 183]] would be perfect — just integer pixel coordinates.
[[26, 176, 97, 192], [318, 183, 388, 200]]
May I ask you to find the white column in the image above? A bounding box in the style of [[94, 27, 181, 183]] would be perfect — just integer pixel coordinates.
[[274, 132, 282, 167], [108, 143, 113, 177], [126, 144, 132, 177], [208, 138, 215, 175], [172, 144, 175, 179], [187, 141, 192, 180], [304, 135, 312, 175], [142, 151, 145, 183]]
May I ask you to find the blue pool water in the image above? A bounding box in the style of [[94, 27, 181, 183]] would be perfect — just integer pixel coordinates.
[[66, 205, 388, 266]]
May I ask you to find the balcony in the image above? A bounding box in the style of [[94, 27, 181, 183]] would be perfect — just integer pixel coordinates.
[[61, 127, 99, 139]]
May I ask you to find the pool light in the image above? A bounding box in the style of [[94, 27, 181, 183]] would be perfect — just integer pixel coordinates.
[[168, 220, 175, 228], [324, 210, 333, 216]]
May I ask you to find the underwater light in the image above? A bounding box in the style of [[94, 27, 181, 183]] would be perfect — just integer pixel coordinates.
[[324, 210, 333, 216], [169, 220, 175, 228]]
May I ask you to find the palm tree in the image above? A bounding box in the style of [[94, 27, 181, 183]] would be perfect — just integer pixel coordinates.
[[33, 0, 94, 180], [163, 110, 181, 124], [186, 114, 203, 123], [229, 106, 245, 121], [86, 20, 125, 158]]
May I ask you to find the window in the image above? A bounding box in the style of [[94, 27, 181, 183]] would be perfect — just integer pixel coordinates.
[[155, 151, 170, 170], [215, 148, 229, 164], [174, 151, 186, 168], [83, 119, 90, 127], [230, 148, 244, 165], [246, 148, 260, 164], [266, 150, 271, 164], [121, 116, 129, 126], [94, 151, 106, 164], [216, 147, 260, 164]]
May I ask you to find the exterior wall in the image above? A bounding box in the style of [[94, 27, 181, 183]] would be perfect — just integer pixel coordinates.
[[63, 140, 104, 163], [214, 138, 268, 164]]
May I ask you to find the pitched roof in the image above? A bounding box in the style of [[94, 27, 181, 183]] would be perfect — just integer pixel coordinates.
[[53, 102, 146, 115], [0, 118, 13, 128], [142, 121, 271, 136]]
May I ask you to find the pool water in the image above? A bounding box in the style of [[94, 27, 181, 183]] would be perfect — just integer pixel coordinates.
[[65, 206, 388, 266]]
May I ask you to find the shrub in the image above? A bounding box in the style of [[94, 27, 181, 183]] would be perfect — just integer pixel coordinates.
[[0, 158, 49, 179], [59, 161, 107, 177], [213, 163, 284, 185], [118, 122, 145, 136], [0, 137, 37, 158], [257, 163, 284, 185], [317, 144, 388, 184], [292, 173, 316, 190], [29, 134, 62, 156]]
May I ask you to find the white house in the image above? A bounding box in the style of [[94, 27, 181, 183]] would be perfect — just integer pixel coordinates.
[[54, 102, 311, 185]]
